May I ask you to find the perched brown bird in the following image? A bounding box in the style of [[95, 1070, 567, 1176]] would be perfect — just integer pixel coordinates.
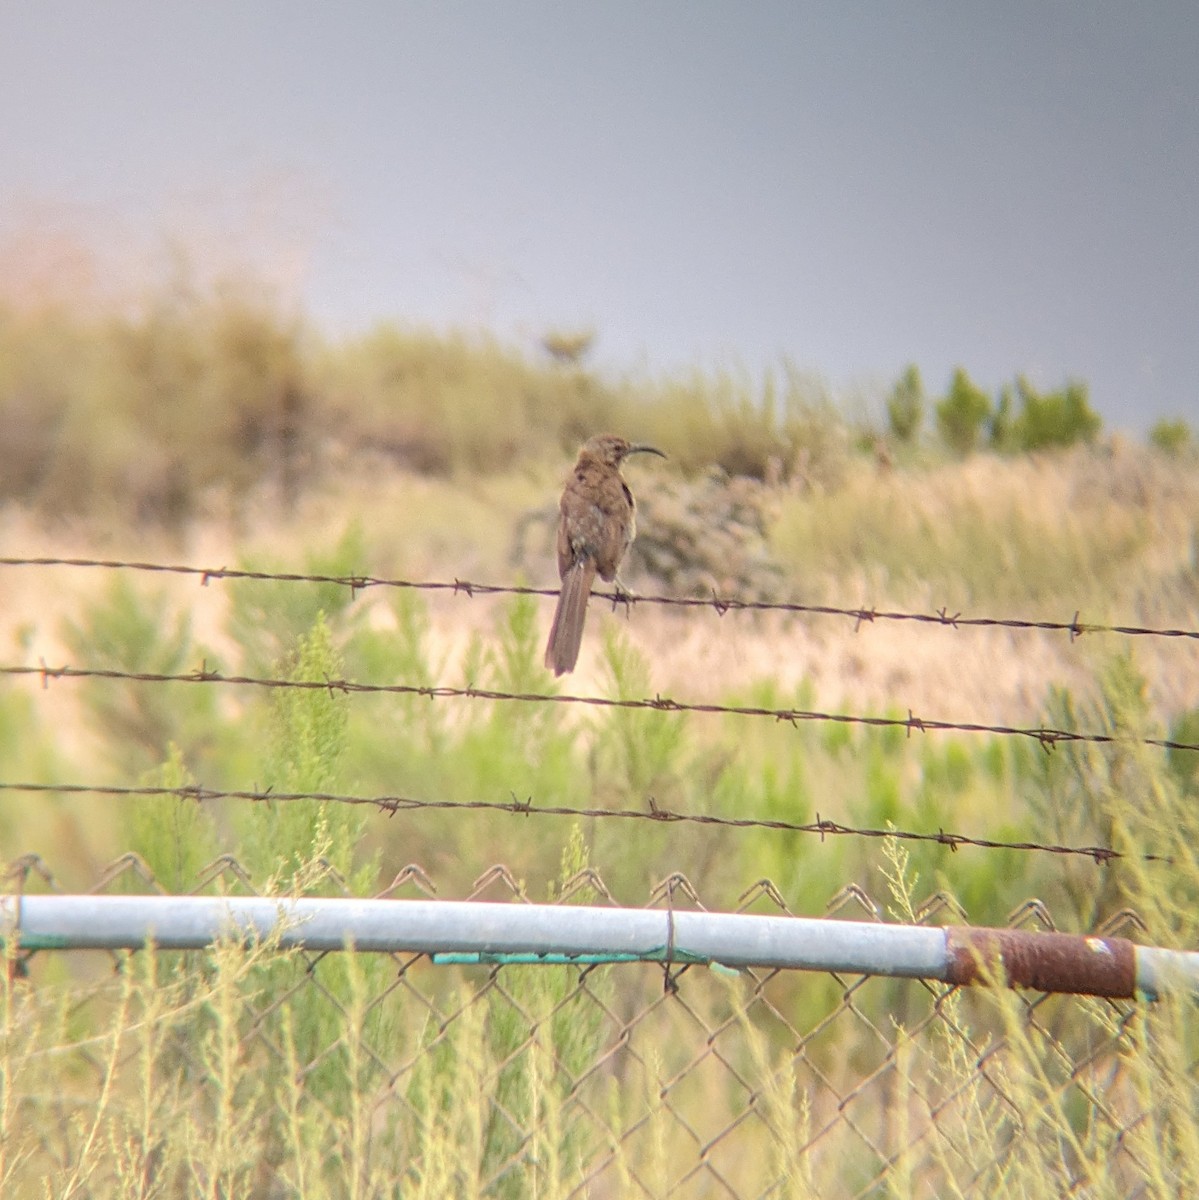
[[544, 434, 666, 676]]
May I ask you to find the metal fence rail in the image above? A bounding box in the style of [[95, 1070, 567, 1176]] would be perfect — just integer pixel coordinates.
[[7, 893, 1199, 999], [1, 857, 1192, 1198]]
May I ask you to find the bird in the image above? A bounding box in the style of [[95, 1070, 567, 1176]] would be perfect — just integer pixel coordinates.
[[544, 434, 666, 676]]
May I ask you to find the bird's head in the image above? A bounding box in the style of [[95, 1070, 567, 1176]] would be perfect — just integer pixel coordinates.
[[580, 434, 667, 469]]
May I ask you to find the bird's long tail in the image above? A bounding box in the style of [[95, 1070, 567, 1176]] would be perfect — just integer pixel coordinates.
[[544, 556, 597, 675]]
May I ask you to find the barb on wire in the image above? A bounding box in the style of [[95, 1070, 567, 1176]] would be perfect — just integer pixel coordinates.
[[5, 661, 1198, 755], [0, 780, 1164, 865], [2, 555, 1197, 642]]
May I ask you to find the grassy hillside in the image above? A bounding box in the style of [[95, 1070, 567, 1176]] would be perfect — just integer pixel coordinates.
[[1, 269, 1197, 895], [2, 275, 1199, 1197]]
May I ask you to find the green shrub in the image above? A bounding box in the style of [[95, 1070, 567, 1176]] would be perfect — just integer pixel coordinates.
[[1149, 417, 1192, 457], [988, 383, 1019, 452], [1012, 376, 1102, 450], [935, 367, 992, 454], [60, 577, 221, 776], [886, 363, 925, 444]]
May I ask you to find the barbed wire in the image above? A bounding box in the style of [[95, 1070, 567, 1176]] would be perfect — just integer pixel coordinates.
[[5, 661, 1198, 754], [3, 555, 1197, 642], [0, 779, 1163, 865]]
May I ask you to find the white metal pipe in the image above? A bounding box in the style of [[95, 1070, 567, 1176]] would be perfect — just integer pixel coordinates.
[[1135, 946, 1199, 998], [0, 895, 944, 973]]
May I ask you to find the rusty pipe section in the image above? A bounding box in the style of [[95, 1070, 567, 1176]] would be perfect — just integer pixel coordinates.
[[944, 927, 1137, 996], [944, 926, 1199, 1000]]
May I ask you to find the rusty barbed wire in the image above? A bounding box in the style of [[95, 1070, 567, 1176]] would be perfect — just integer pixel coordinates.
[[2, 554, 1197, 642], [4, 660, 1198, 754], [0, 779, 1163, 864]]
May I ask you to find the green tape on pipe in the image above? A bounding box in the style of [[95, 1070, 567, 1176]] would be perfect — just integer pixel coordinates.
[[433, 948, 739, 974]]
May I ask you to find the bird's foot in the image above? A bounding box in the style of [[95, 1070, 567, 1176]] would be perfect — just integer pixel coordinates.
[[609, 576, 634, 618]]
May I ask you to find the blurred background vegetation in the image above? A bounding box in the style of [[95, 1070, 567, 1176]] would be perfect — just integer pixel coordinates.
[[0, 267, 1195, 909], [2, 271, 1193, 530]]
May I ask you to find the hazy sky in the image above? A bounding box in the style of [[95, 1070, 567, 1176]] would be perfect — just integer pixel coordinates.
[[2, 3, 1197, 431]]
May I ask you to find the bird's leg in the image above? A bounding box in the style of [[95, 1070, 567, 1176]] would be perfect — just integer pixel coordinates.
[[609, 573, 634, 619]]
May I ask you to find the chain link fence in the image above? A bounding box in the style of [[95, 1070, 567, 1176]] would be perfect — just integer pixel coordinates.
[[1, 853, 1179, 1199]]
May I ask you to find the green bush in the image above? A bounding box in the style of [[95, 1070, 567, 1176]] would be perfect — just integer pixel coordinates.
[[1149, 417, 1192, 457], [0, 285, 309, 525], [59, 577, 221, 776], [988, 383, 1020, 452], [1011, 376, 1102, 451], [886, 363, 925, 444], [935, 367, 992, 455]]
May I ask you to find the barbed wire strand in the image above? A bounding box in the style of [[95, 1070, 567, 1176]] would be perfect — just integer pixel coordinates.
[[0, 779, 1163, 865], [2, 555, 1197, 642], [5, 662, 1198, 754]]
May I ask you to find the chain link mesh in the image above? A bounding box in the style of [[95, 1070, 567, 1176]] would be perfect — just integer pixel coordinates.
[[2, 855, 1184, 1198]]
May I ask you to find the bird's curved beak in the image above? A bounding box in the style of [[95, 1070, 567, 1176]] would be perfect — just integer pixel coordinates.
[[627, 444, 667, 460]]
